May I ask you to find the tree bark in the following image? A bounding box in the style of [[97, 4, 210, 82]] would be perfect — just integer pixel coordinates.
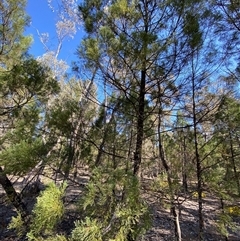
[[0, 167, 29, 219], [157, 100, 182, 241], [191, 72, 204, 241], [228, 130, 240, 196], [182, 134, 188, 193], [133, 69, 146, 176]]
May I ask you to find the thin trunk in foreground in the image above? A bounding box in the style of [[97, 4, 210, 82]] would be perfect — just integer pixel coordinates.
[[191, 73, 204, 240], [0, 167, 29, 219], [158, 105, 182, 241]]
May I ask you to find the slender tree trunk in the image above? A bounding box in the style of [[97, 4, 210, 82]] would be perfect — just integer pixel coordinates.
[[133, 0, 149, 177], [128, 5, 148, 240], [128, 63, 146, 241], [220, 198, 229, 241], [157, 103, 182, 241], [191, 73, 204, 240], [228, 130, 240, 196], [158, 128, 182, 240], [171, 206, 182, 241], [182, 134, 188, 193], [0, 167, 29, 219], [95, 102, 120, 167], [195, 130, 204, 241], [133, 69, 146, 176]]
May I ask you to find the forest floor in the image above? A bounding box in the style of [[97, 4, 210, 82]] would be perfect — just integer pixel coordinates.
[[0, 173, 240, 241]]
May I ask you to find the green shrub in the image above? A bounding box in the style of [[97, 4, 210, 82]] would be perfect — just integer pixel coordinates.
[[73, 167, 151, 241], [8, 211, 25, 237], [31, 235, 68, 241], [216, 213, 237, 238], [27, 181, 67, 240], [71, 217, 102, 241]]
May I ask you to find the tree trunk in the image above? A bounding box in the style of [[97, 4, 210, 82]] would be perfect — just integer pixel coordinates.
[[158, 105, 182, 241], [182, 134, 188, 193], [133, 69, 146, 176], [171, 206, 182, 241], [0, 167, 29, 219], [220, 198, 229, 241], [229, 130, 240, 196], [191, 73, 204, 240]]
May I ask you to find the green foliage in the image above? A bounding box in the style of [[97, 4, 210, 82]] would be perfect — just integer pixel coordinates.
[[82, 38, 100, 62], [1, 58, 59, 102], [183, 12, 203, 49], [77, 167, 151, 240], [28, 235, 68, 241], [152, 173, 169, 192], [0, 57, 59, 175], [71, 217, 102, 241], [0, 138, 45, 175], [0, 58, 59, 131], [109, 0, 139, 20], [8, 211, 25, 237], [202, 166, 225, 191], [0, 0, 32, 67], [27, 182, 66, 240], [44, 236, 67, 241], [216, 213, 232, 238], [216, 212, 237, 238], [79, 0, 103, 33], [47, 101, 75, 134], [9, 212, 68, 241], [113, 200, 150, 240], [151, 173, 181, 197], [43, 77, 97, 174], [99, 26, 115, 41]]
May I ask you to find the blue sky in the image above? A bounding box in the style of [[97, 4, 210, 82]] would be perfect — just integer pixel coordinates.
[[25, 0, 84, 65], [24, 1, 105, 101]]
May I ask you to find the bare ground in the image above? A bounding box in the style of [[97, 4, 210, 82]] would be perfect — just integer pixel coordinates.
[[0, 175, 240, 241]]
